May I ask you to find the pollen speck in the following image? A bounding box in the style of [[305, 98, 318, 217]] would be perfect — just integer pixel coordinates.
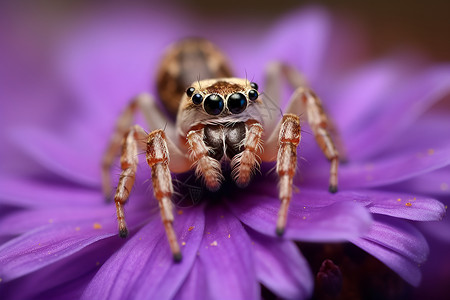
[[182, 242, 186, 246], [440, 183, 449, 191], [406, 202, 412, 207], [210, 240, 218, 246], [207, 232, 211, 234], [75, 227, 81, 231], [0, 278, 2, 283], [228, 234, 231, 238], [96, 261, 100, 266], [177, 210, 183, 215], [93, 223, 102, 229], [48, 219, 53, 223], [397, 198, 401, 202], [188, 226, 195, 231], [220, 215, 224, 219], [139, 237, 142, 240], [302, 216, 306, 220], [427, 148, 435, 155]]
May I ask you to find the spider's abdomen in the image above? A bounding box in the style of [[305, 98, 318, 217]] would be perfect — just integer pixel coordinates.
[[156, 38, 233, 116], [203, 122, 246, 161]]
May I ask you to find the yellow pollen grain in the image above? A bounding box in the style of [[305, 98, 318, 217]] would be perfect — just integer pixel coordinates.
[[302, 216, 307, 220], [427, 148, 435, 155], [75, 227, 80, 231], [139, 237, 142, 241], [220, 215, 224, 219], [228, 234, 231, 239], [210, 241, 218, 246], [182, 242, 186, 246], [188, 226, 195, 231], [93, 223, 102, 230], [96, 261, 100, 266], [397, 198, 402, 202], [0, 278, 2, 283], [177, 210, 183, 215], [406, 202, 412, 207], [207, 232, 211, 235], [440, 183, 449, 191], [48, 219, 53, 223]]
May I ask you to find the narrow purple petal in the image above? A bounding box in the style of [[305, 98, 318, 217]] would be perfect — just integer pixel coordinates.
[[175, 204, 259, 300], [351, 216, 429, 286], [0, 218, 117, 281], [0, 177, 101, 208], [308, 144, 450, 189], [81, 205, 205, 300], [248, 228, 313, 300], [227, 192, 372, 241]]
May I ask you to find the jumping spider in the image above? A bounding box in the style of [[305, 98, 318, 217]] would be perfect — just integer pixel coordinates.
[[101, 38, 340, 262]]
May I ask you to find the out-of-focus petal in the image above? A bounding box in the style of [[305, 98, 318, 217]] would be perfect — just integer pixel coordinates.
[[0, 218, 117, 281], [175, 204, 259, 300], [249, 228, 313, 300], [352, 216, 429, 286], [346, 66, 450, 159], [302, 144, 450, 189], [81, 205, 205, 300], [227, 191, 372, 241]]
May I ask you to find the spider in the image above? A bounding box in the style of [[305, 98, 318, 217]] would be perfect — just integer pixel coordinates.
[[101, 38, 340, 262]]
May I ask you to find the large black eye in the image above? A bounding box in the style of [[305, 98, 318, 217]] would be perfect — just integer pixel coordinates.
[[228, 93, 247, 114], [248, 89, 258, 101], [250, 82, 258, 90], [192, 93, 203, 105], [204, 94, 224, 115], [186, 87, 195, 97]]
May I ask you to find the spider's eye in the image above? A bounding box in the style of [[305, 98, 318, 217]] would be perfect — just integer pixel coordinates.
[[248, 89, 258, 101], [186, 87, 195, 97], [228, 93, 247, 114], [192, 93, 203, 105], [250, 82, 258, 90], [204, 94, 224, 115]]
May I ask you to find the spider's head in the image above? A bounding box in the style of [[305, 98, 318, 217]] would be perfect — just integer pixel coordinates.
[[176, 78, 262, 134]]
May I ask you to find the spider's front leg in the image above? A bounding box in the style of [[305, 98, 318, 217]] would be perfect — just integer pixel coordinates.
[[274, 114, 301, 235], [186, 127, 224, 191], [146, 129, 182, 262], [114, 124, 185, 262]]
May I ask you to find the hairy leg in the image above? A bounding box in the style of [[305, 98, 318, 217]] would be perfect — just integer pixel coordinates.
[[186, 127, 224, 191], [231, 121, 264, 187], [102, 93, 176, 199]]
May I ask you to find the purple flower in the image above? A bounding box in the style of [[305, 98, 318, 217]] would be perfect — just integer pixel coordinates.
[[0, 3, 448, 300]]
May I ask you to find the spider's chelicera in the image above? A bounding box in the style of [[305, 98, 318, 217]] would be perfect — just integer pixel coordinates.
[[101, 38, 341, 262]]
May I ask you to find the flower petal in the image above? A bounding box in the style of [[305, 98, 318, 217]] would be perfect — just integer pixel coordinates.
[[0, 218, 117, 281], [302, 144, 450, 189], [227, 191, 372, 241], [81, 205, 205, 300], [351, 215, 429, 286], [175, 203, 259, 300], [347, 66, 450, 159], [248, 228, 313, 300]]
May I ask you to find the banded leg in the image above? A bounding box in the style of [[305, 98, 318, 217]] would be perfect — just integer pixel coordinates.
[[232, 121, 264, 187], [299, 87, 339, 192], [114, 125, 148, 238], [147, 129, 182, 262], [276, 114, 301, 236], [263, 62, 342, 192], [186, 128, 224, 191], [102, 93, 176, 199]]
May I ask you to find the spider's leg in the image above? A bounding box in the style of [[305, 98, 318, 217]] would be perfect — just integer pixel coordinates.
[[263, 62, 342, 193], [147, 129, 182, 262], [231, 121, 264, 187], [275, 114, 301, 235], [114, 125, 147, 238], [186, 127, 224, 192], [102, 93, 176, 199]]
